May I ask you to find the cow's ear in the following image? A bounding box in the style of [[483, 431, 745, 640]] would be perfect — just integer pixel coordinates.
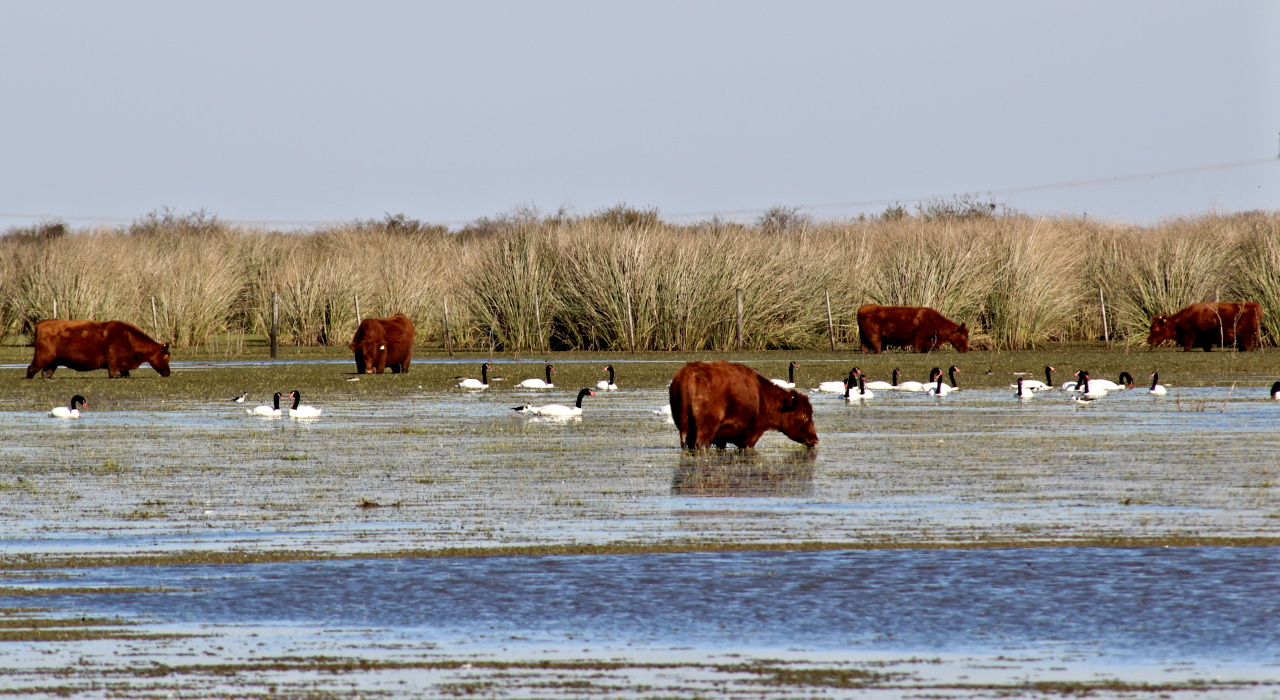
[[781, 392, 799, 412], [958, 323, 968, 334], [161, 343, 169, 353], [348, 342, 356, 351]]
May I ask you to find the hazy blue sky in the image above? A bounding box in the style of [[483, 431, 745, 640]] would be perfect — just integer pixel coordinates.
[[1, 1, 1276, 228]]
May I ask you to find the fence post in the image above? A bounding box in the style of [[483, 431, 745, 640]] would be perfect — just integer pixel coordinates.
[[270, 291, 279, 359], [150, 296, 159, 341], [736, 288, 744, 352], [825, 290, 836, 351], [534, 288, 546, 355], [1098, 287, 1109, 349], [354, 294, 362, 324], [442, 296, 453, 356], [624, 287, 636, 354], [52, 299, 57, 320], [1215, 288, 1224, 350]]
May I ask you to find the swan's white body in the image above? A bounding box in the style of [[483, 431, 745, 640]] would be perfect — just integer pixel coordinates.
[[771, 362, 797, 389], [1015, 379, 1035, 400], [1011, 366, 1055, 392], [896, 378, 926, 392], [1089, 379, 1120, 391], [927, 380, 957, 396], [1148, 373, 1168, 396], [519, 365, 555, 389], [862, 377, 894, 391], [249, 405, 281, 417], [49, 406, 79, 418], [814, 381, 847, 393], [1079, 378, 1108, 399], [844, 378, 873, 401], [515, 388, 594, 418], [653, 405, 672, 416]]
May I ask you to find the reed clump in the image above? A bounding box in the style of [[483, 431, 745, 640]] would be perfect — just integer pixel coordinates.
[[1, 207, 1277, 351]]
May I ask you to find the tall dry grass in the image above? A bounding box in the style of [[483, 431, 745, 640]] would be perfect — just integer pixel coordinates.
[[1, 208, 1277, 351]]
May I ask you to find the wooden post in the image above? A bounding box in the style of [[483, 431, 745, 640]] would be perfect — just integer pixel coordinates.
[[1098, 287, 1109, 349], [1216, 288, 1224, 350], [354, 294, 362, 324], [624, 287, 636, 353], [442, 296, 453, 356], [534, 288, 546, 355], [270, 291, 279, 359], [825, 290, 836, 351], [150, 296, 159, 340], [736, 288, 744, 352], [52, 299, 57, 320]]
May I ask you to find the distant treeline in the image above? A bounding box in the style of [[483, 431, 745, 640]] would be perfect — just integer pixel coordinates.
[[2, 204, 1278, 351]]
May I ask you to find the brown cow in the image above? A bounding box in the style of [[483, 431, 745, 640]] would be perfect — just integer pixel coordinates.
[[349, 314, 416, 374], [1146, 302, 1261, 352], [26, 320, 171, 379], [857, 304, 969, 353], [668, 360, 818, 450]]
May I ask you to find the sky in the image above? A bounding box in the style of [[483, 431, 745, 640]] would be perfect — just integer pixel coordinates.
[[1, 1, 1277, 228]]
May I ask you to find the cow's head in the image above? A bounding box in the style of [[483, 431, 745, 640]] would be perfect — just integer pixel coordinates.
[[950, 323, 970, 353], [151, 343, 171, 377], [777, 390, 819, 447], [350, 336, 387, 373], [1147, 315, 1174, 347]]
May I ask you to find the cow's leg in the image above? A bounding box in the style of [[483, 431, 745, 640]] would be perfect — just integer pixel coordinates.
[[119, 370, 130, 377], [41, 364, 56, 379], [714, 440, 727, 450], [400, 353, 412, 373], [691, 405, 724, 450]]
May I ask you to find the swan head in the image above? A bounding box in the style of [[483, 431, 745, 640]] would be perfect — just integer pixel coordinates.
[[70, 395, 87, 410]]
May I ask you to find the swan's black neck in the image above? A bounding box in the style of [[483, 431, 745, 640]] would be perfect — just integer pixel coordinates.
[[607, 365, 615, 384], [575, 388, 592, 408], [1045, 366, 1054, 385], [892, 368, 900, 386], [788, 362, 795, 384], [1150, 373, 1159, 390], [948, 367, 958, 389], [843, 379, 852, 399], [859, 376, 868, 395], [481, 364, 489, 384], [1271, 381, 1280, 397], [546, 365, 554, 383], [290, 391, 301, 410], [272, 393, 281, 410]]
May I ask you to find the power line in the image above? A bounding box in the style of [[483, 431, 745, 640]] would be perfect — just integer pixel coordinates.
[[1, 156, 1275, 227]]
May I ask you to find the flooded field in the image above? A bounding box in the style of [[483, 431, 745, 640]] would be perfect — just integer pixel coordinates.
[[0, 346, 1277, 697]]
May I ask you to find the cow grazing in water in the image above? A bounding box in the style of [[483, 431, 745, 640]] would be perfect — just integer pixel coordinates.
[[26, 320, 170, 379], [668, 360, 818, 450], [349, 313, 416, 374], [857, 304, 969, 354], [1147, 302, 1261, 352]]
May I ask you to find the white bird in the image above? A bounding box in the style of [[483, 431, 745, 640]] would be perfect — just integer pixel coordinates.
[[927, 373, 957, 396], [770, 361, 797, 389], [1061, 370, 1085, 392], [1015, 378, 1035, 400], [457, 363, 491, 390], [1078, 373, 1108, 399], [1071, 393, 1099, 405], [862, 369, 895, 391], [1086, 372, 1131, 392], [596, 364, 619, 391], [894, 368, 926, 392], [1011, 366, 1055, 392], [513, 388, 594, 417], [815, 368, 857, 393], [50, 395, 86, 418], [653, 404, 673, 416], [1148, 372, 1168, 396], [287, 390, 322, 418], [1270, 381, 1280, 400], [844, 376, 874, 401], [232, 392, 249, 404], [518, 364, 556, 389], [248, 392, 282, 417]]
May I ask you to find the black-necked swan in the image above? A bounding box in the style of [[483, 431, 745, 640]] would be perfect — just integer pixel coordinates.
[[770, 362, 797, 389], [513, 388, 595, 417], [1148, 372, 1168, 396], [1086, 372, 1131, 392], [815, 368, 857, 393], [1061, 370, 1086, 392], [1078, 372, 1108, 399], [927, 366, 960, 395], [596, 364, 619, 391], [248, 393, 282, 417], [287, 390, 322, 418], [1015, 378, 1035, 400], [1011, 366, 1054, 391], [457, 363, 491, 390], [863, 369, 895, 391], [895, 368, 926, 392], [844, 376, 874, 401], [50, 395, 87, 418], [232, 392, 249, 404], [518, 364, 556, 389], [1270, 381, 1280, 399]]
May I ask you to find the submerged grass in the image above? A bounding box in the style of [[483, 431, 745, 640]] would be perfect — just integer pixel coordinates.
[[4, 209, 1279, 351]]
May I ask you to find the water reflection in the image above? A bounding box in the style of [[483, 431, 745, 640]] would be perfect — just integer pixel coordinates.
[[671, 450, 815, 497]]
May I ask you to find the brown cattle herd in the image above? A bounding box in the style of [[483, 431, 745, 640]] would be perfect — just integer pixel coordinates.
[[24, 301, 1277, 447]]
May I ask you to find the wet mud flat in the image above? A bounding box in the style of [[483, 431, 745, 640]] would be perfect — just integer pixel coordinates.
[[0, 350, 1277, 697], [1, 547, 1278, 698]]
